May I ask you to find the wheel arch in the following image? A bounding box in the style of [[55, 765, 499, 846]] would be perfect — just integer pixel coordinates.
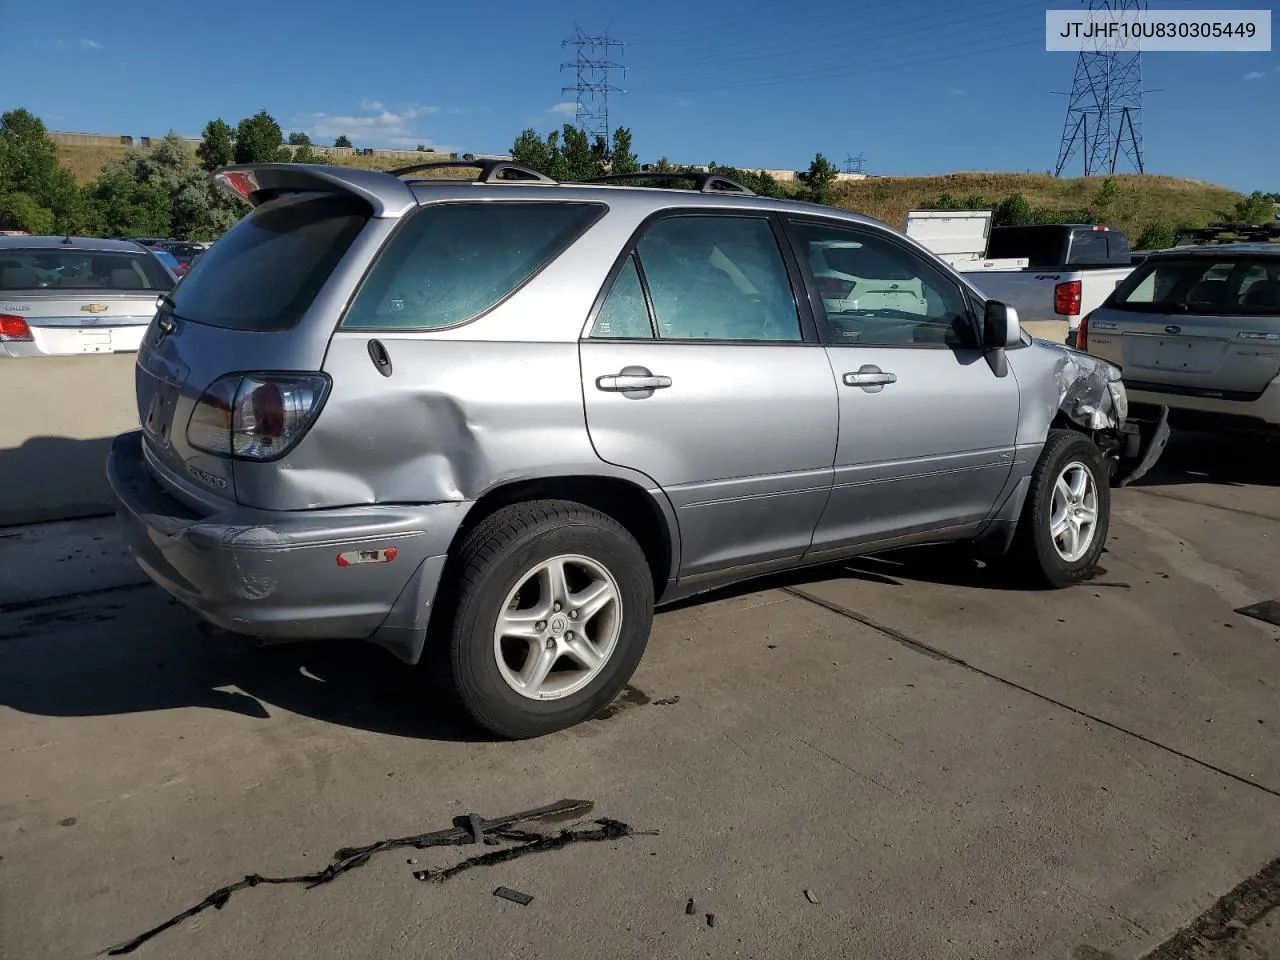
[[446, 472, 680, 595]]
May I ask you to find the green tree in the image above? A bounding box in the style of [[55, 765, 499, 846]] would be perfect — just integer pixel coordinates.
[[286, 142, 329, 165], [334, 135, 353, 149], [560, 124, 600, 181], [196, 119, 235, 172], [87, 161, 172, 237], [1135, 220, 1177, 250], [653, 156, 673, 172], [0, 108, 88, 233], [610, 127, 638, 175], [0, 192, 55, 234], [511, 127, 553, 174], [800, 152, 838, 204], [286, 131, 312, 146], [1232, 190, 1275, 224], [233, 110, 283, 164], [993, 193, 1034, 226]]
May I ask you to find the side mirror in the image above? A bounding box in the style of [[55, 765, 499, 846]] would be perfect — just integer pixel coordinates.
[[983, 300, 1022, 349]]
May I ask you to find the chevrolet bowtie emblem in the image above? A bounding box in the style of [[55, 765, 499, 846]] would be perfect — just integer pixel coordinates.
[[81, 304, 109, 314]]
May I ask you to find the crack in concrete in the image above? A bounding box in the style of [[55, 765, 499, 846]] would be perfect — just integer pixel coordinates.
[[783, 586, 1280, 803]]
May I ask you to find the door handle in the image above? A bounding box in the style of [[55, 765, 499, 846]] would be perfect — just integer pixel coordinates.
[[596, 372, 672, 392], [843, 370, 897, 387]]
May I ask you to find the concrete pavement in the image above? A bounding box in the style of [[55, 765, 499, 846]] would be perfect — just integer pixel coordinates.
[[1, 430, 1277, 960]]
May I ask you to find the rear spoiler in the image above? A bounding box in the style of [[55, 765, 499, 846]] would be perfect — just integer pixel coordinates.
[[213, 163, 419, 217]]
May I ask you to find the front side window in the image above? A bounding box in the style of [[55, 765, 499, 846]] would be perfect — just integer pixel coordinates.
[[1112, 258, 1280, 315], [791, 220, 973, 347], [343, 201, 605, 331]]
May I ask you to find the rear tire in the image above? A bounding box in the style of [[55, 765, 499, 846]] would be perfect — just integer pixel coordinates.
[[1008, 429, 1110, 588], [431, 499, 654, 739]]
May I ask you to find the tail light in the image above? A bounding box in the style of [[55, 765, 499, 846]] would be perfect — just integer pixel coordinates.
[[0, 314, 33, 341], [187, 373, 329, 461], [1054, 279, 1082, 316], [816, 277, 856, 300], [1076, 312, 1090, 352]]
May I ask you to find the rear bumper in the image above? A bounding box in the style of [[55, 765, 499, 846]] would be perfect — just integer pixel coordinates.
[[1128, 379, 1280, 431], [106, 430, 471, 663]]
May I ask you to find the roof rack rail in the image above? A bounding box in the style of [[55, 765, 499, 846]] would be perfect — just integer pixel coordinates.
[[575, 171, 756, 196], [385, 159, 556, 185]]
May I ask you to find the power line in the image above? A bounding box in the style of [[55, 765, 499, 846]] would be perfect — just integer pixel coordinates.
[[1053, 0, 1146, 176], [629, 25, 1043, 95], [627, 0, 1037, 70], [843, 152, 867, 174], [560, 27, 625, 144]]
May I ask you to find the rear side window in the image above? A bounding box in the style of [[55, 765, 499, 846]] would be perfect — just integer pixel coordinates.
[[1111, 258, 1280, 315], [168, 193, 369, 331], [0, 248, 173, 292], [341, 201, 606, 331]]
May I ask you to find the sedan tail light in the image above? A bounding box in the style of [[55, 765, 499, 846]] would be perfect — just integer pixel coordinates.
[[1076, 312, 1091, 351], [0, 314, 33, 341], [1054, 279, 1082, 317], [187, 373, 329, 461]]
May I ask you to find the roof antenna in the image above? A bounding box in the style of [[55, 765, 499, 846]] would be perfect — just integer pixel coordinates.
[[62, 233, 73, 245]]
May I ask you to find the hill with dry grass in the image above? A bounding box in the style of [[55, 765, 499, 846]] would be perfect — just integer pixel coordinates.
[[833, 172, 1242, 238], [55, 141, 1243, 241], [56, 141, 474, 184]]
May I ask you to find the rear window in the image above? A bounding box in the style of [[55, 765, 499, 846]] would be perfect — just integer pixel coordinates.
[[986, 227, 1064, 267], [167, 193, 369, 331], [0, 248, 173, 292], [341, 201, 606, 331], [814, 241, 915, 280], [1066, 229, 1128, 265], [1110, 257, 1280, 315]]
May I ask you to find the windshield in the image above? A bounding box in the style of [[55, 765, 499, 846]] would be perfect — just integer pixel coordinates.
[[0, 247, 175, 292], [167, 192, 370, 331], [1110, 257, 1280, 315]]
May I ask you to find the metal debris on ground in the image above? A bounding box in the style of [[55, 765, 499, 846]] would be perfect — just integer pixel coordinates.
[[804, 889, 819, 904], [493, 886, 534, 906], [1235, 599, 1280, 628], [100, 799, 650, 956]]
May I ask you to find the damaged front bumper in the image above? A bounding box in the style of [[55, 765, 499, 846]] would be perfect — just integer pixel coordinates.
[[1112, 402, 1171, 487], [1050, 345, 1170, 487]]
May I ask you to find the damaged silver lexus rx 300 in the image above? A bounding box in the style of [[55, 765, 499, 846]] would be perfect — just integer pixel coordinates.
[[107, 161, 1168, 738]]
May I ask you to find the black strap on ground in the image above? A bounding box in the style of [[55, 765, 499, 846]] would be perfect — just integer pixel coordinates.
[[422, 818, 645, 883], [101, 798, 600, 956]]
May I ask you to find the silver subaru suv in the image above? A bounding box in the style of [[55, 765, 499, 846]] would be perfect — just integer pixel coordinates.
[[107, 160, 1167, 738]]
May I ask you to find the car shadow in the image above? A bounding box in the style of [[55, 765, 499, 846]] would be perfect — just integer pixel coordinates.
[[0, 592, 488, 742], [1130, 425, 1279, 489]]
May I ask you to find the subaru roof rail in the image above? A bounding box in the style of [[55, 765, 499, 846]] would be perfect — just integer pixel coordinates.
[[575, 171, 756, 196], [386, 158, 556, 185]]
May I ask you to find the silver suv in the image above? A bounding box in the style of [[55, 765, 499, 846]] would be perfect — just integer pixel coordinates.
[[107, 161, 1167, 738]]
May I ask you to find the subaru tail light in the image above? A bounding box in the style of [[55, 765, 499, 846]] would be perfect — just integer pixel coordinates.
[[1054, 279, 1082, 316], [816, 277, 856, 300], [187, 373, 329, 461], [0, 314, 33, 341]]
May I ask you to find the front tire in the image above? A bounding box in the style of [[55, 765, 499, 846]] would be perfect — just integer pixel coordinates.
[[433, 499, 654, 739], [1009, 429, 1110, 588]]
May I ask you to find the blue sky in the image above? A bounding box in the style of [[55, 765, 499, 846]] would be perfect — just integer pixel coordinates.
[[2, 0, 1276, 191]]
